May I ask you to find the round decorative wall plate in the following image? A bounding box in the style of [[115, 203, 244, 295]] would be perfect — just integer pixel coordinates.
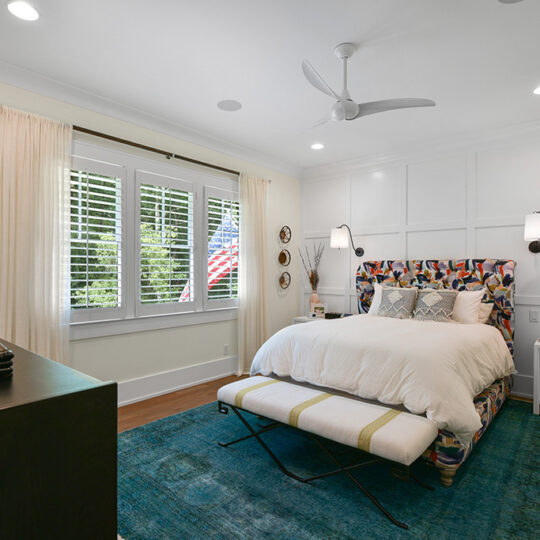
[[279, 271, 291, 289], [278, 249, 291, 266], [279, 225, 291, 244]]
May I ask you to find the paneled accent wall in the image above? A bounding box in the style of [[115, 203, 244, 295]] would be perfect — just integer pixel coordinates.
[[301, 132, 540, 398]]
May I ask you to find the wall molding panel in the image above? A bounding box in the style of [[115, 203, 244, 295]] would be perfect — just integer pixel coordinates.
[[301, 131, 540, 399]]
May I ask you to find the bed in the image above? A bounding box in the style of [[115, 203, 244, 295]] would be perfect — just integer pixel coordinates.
[[251, 258, 516, 486], [356, 259, 515, 486]]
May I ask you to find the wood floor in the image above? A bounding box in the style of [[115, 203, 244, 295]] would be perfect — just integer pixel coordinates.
[[118, 375, 247, 432], [510, 394, 533, 404], [118, 375, 533, 433]]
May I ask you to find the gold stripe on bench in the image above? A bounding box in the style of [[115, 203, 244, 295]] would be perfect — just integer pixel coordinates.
[[288, 393, 332, 428], [357, 409, 402, 452], [234, 379, 279, 408]]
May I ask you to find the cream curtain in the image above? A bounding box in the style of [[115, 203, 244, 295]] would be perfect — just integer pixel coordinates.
[[0, 106, 72, 364], [237, 174, 268, 375]]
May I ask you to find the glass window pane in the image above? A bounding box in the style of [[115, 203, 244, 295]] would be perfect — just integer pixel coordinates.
[[70, 170, 122, 309], [207, 196, 239, 300], [139, 183, 194, 304]]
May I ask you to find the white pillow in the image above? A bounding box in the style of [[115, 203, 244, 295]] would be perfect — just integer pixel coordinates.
[[368, 283, 382, 315], [478, 302, 494, 324], [452, 289, 485, 324]]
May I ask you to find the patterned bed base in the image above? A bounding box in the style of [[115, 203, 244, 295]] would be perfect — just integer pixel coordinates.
[[422, 376, 511, 486], [355, 259, 515, 487]]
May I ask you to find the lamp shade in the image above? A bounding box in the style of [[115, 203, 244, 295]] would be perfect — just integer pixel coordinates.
[[524, 212, 540, 241], [330, 227, 349, 249]]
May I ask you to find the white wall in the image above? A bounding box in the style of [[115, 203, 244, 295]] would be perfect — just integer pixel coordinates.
[[301, 129, 540, 398], [0, 82, 301, 402]]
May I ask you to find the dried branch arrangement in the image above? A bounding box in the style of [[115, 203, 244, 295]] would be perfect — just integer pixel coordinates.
[[298, 242, 325, 291]]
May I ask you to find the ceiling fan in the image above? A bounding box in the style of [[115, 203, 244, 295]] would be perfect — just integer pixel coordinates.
[[302, 43, 436, 125]]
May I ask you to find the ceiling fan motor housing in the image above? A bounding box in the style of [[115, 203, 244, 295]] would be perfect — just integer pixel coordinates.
[[334, 42, 356, 59], [331, 99, 359, 121]]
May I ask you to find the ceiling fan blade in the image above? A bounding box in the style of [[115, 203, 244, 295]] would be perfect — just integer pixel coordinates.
[[312, 116, 330, 128], [302, 59, 340, 100], [352, 98, 436, 119]]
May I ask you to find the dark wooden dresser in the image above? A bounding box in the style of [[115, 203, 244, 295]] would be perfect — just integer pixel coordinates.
[[0, 340, 117, 540]]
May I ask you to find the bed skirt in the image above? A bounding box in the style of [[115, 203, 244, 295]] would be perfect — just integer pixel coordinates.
[[422, 376, 511, 483]]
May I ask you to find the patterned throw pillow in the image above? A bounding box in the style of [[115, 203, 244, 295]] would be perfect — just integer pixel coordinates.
[[378, 286, 418, 319], [413, 289, 458, 322]]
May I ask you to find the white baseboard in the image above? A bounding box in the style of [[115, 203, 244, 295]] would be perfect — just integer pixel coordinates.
[[117, 355, 238, 407], [511, 373, 533, 399]]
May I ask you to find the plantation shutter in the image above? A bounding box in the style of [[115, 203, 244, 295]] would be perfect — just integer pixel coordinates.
[[206, 188, 239, 307], [70, 169, 122, 311], [137, 170, 194, 315]]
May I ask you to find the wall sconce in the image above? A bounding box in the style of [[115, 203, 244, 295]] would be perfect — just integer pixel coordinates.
[[330, 224, 364, 257], [524, 211, 540, 253]]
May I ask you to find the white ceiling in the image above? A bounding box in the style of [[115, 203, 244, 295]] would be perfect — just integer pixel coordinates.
[[1, 0, 540, 172]]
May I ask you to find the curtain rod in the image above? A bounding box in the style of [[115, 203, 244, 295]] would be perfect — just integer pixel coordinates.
[[73, 125, 241, 177]]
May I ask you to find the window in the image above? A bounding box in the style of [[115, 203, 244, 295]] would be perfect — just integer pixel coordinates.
[[136, 170, 194, 316], [69, 142, 239, 335], [205, 189, 240, 308], [70, 156, 125, 322]]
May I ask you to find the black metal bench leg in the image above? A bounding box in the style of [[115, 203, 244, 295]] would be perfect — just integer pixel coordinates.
[[218, 422, 280, 447], [412, 473, 434, 491], [308, 434, 409, 530], [223, 405, 308, 483], [218, 404, 413, 529], [392, 463, 434, 492], [345, 469, 408, 530], [256, 416, 276, 429]]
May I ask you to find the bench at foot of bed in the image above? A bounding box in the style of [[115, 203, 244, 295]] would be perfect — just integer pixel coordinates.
[[217, 376, 439, 529], [218, 375, 438, 466]]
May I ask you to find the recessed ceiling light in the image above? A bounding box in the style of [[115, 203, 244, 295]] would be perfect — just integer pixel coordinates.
[[311, 143, 324, 150], [498, 0, 524, 3], [533, 86, 540, 95], [217, 100, 242, 112], [7, 1, 39, 21]]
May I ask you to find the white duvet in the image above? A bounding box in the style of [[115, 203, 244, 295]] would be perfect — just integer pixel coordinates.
[[250, 315, 515, 443]]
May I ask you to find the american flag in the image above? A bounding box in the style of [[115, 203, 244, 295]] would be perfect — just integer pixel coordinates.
[[179, 210, 239, 302]]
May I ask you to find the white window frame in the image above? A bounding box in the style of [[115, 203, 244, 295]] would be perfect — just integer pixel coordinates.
[[69, 140, 239, 340], [70, 155, 127, 323], [135, 169, 196, 317], [204, 186, 240, 311]]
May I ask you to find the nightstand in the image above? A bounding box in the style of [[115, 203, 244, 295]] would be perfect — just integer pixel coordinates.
[[292, 316, 323, 324], [534, 339, 540, 415]]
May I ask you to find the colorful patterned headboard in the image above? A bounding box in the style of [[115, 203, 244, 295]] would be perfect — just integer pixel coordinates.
[[356, 259, 515, 354]]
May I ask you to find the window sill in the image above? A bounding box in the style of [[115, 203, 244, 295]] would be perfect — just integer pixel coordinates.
[[69, 307, 238, 341]]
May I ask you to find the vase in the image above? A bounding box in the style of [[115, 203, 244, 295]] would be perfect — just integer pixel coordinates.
[[310, 290, 320, 311]]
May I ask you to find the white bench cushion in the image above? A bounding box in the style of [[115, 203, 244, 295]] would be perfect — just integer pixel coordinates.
[[218, 376, 438, 466]]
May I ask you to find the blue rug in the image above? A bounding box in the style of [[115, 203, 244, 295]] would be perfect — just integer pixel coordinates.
[[118, 399, 539, 539]]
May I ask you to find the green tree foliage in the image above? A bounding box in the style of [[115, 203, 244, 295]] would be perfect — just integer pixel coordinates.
[[139, 223, 189, 303], [139, 184, 192, 303], [71, 232, 120, 308], [70, 171, 121, 309]]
